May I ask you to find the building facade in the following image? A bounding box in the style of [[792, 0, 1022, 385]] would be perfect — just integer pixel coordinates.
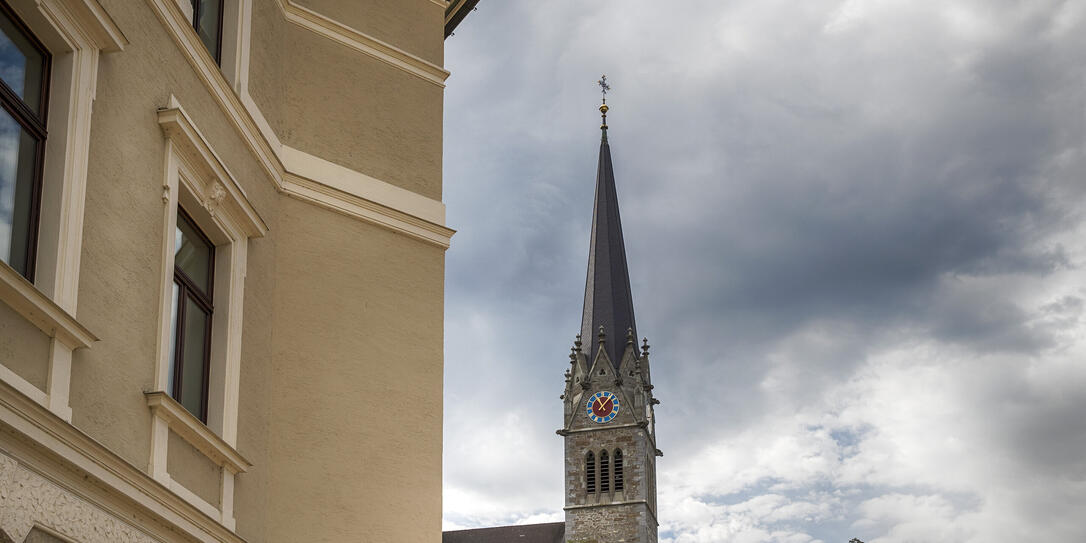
[[0, 1, 476, 541], [444, 101, 661, 543]]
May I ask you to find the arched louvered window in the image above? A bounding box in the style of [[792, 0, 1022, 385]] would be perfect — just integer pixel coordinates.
[[600, 450, 610, 492], [586, 451, 596, 494], [614, 449, 624, 491]]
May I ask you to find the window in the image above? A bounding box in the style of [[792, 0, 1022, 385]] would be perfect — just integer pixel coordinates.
[[149, 101, 265, 529], [600, 449, 610, 493], [585, 451, 596, 494], [169, 208, 215, 422], [614, 449, 624, 491], [191, 0, 224, 64], [0, 0, 49, 279]]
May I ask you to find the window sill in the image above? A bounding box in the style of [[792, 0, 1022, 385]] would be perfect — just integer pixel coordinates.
[[144, 391, 250, 474], [0, 261, 97, 350]]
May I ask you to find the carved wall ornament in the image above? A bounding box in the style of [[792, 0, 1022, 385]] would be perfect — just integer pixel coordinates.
[[0, 453, 160, 543], [205, 181, 227, 215]]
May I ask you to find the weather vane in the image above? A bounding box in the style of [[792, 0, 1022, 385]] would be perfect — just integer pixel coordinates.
[[598, 75, 611, 104], [598, 75, 611, 134]]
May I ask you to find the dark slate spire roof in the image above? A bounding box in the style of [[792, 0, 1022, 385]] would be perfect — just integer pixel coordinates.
[[580, 115, 637, 368]]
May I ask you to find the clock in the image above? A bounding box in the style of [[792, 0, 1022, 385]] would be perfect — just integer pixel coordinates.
[[586, 391, 620, 423]]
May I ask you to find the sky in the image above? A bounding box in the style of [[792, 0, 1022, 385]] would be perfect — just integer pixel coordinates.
[[440, 2, 1086, 542]]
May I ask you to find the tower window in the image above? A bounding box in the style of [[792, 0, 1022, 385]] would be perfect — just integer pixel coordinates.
[[600, 450, 610, 493], [614, 449, 624, 491], [0, 1, 50, 280], [585, 451, 596, 494]]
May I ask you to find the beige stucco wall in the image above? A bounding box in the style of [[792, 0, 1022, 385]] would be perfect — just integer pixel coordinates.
[[233, 234, 276, 543], [167, 430, 222, 507], [248, 0, 285, 143], [267, 197, 445, 541], [0, 0, 449, 541], [247, 4, 445, 200], [0, 303, 49, 390], [295, 0, 445, 65], [282, 23, 445, 200]]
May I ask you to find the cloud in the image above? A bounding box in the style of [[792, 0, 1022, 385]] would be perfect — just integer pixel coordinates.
[[442, 1, 1086, 541]]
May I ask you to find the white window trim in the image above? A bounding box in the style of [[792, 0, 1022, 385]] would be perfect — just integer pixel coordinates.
[[145, 391, 251, 528], [0, 262, 96, 410], [150, 97, 265, 529], [174, 0, 252, 93], [220, 0, 252, 93], [0, 0, 124, 422]]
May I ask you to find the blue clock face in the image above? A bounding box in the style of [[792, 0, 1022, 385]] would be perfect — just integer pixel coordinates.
[[586, 391, 620, 423]]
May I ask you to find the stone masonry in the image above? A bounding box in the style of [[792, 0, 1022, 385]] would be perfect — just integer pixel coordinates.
[[559, 334, 660, 543]]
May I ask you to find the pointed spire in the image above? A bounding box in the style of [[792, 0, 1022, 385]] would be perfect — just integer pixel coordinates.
[[581, 81, 637, 368]]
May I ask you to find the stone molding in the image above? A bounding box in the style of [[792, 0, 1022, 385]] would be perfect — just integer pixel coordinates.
[[156, 102, 269, 239], [0, 379, 245, 542], [0, 452, 159, 543], [144, 392, 251, 476], [0, 265, 96, 352], [275, 0, 449, 87], [0, 262, 97, 422]]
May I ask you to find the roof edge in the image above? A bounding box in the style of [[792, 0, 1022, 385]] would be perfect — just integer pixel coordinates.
[[445, 0, 481, 38]]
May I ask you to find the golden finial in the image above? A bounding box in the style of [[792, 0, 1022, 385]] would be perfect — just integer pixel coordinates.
[[598, 75, 611, 135]]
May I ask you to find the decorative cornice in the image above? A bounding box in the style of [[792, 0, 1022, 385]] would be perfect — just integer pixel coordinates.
[[0, 380, 247, 543], [157, 101, 269, 238], [144, 392, 251, 475], [40, 0, 128, 52], [146, 0, 456, 249], [283, 173, 455, 248], [276, 0, 449, 87], [278, 145, 445, 225], [0, 263, 97, 350], [556, 421, 658, 451], [557, 422, 645, 435]]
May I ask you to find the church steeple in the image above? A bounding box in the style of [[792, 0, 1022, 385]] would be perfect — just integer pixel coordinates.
[[581, 76, 637, 368], [561, 82, 660, 543]]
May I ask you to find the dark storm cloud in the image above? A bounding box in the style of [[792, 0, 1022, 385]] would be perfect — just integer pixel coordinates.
[[628, 20, 1081, 350], [442, 1, 1086, 540]]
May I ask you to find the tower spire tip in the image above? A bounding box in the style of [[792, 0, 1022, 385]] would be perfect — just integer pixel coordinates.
[[597, 75, 611, 139]]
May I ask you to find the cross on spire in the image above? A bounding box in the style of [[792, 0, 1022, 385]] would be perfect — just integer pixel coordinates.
[[598, 75, 611, 103]]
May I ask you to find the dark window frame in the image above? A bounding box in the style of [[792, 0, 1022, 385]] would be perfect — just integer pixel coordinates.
[[600, 449, 610, 493], [585, 451, 596, 495], [0, 0, 51, 281], [613, 448, 624, 491], [171, 207, 215, 423], [190, 0, 224, 64]]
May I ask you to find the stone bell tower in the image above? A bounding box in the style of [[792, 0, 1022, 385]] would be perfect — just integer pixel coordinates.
[[558, 79, 661, 543]]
